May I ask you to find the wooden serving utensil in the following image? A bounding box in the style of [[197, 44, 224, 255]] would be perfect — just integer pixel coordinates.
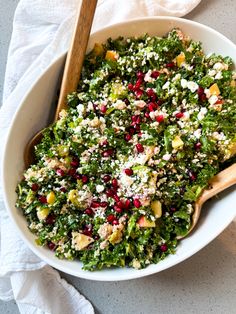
[[24, 0, 97, 168], [177, 163, 236, 239]]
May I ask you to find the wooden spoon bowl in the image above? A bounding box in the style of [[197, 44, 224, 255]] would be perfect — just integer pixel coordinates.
[[24, 0, 97, 168], [177, 163, 236, 239]]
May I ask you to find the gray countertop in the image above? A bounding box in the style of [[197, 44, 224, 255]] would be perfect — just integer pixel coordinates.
[[1, 0, 236, 313]]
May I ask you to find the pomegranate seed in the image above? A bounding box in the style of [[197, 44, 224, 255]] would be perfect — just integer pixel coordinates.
[[146, 88, 155, 97], [82, 175, 89, 184], [135, 78, 143, 90], [45, 214, 56, 225], [136, 143, 144, 153], [102, 149, 113, 157], [74, 173, 82, 180], [107, 214, 116, 223], [160, 244, 168, 252], [123, 98, 130, 105], [114, 205, 123, 213], [100, 202, 108, 208], [39, 195, 47, 204], [124, 199, 131, 209], [166, 62, 175, 68], [194, 142, 202, 151], [100, 139, 108, 146], [156, 115, 164, 123], [113, 194, 120, 202], [56, 168, 65, 176], [135, 89, 143, 99], [215, 99, 223, 104], [60, 187, 66, 193], [112, 178, 118, 188], [133, 198, 141, 208], [136, 71, 144, 80], [145, 112, 150, 118], [112, 219, 119, 225], [131, 115, 138, 123], [85, 208, 93, 216], [70, 158, 79, 168], [200, 93, 207, 102], [128, 83, 134, 91], [128, 127, 135, 135], [197, 86, 204, 96], [103, 175, 111, 183], [188, 170, 197, 181], [151, 70, 160, 78], [100, 105, 107, 114], [68, 168, 76, 176], [175, 112, 184, 119], [48, 242, 56, 251], [148, 102, 156, 112], [125, 133, 132, 141], [83, 228, 93, 237], [124, 168, 133, 176], [134, 124, 141, 133], [31, 183, 39, 191], [157, 99, 163, 106], [91, 201, 101, 208], [106, 189, 115, 197], [116, 200, 124, 209]]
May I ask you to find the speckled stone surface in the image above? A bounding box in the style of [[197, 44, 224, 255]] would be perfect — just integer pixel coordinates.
[[1, 0, 236, 313]]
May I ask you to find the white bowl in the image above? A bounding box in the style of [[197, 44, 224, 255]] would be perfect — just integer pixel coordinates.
[[2, 17, 236, 281]]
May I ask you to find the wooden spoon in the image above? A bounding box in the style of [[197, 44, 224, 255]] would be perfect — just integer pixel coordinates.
[[177, 163, 236, 239], [24, 0, 97, 168]]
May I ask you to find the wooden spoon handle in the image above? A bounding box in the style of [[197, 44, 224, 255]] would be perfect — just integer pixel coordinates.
[[199, 163, 236, 204], [55, 0, 97, 120]]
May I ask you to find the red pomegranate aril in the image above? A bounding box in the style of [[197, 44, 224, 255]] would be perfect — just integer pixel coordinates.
[[215, 99, 223, 104], [189, 171, 197, 181], [197, 86, 204, 96], [123, 98, 130, 105], [102, 149, 113, 157], [160, 244, 168, 252], [175, 112, 184, 119], [39, 195, 47, 204], [31, 183, 39, 191], [70, 158, 79, 168], [135, 89, 143, 99], [124, 199, 131, 209], [145, 112, 150, 118], [83, 228, 93, 237], [100, 202, 108, 208], [100, 139, 108, 147], [125, 133, 132, 141], [136, 70, 144, 80], [107, 214, 116, 223], [106, 189, 115, 197], [166, 62, 175, 68], [112, 219, 119, 225], [114, 205, 123, 213], [146, 88, 155, 97], [133, 198, 141, 208], [148, 102, 156, 112], [48, 242, 56, 251], [68, 168, 76, 176], [157, 99, 163, 106], [151, 70, 160, 78], [103, 174, 111, 183], [131, 115, 138, 123], [100, 105, 107, 114], [82, 175, 89, 184], [136, 143, 144, 153], [45, 214, 56, 225], [194, 142, 202, 151], [60, 187, 66, 193], [170, 207, 177, 213], [135, 78, 143, 90], [128, 83, 134, 91], [91, 201, 101, 208], [56, 168, 65, 176], [156, 115, 164, 123], [74, 173, 82, 180], [112, 178, 118, 188], [200, 93, 207, 102], [124, 168, 133, 176], [128, 127, 135, 135], [113, 194, 120, 202], [116, 200, 125, 209], [84, 208, 93, 216]]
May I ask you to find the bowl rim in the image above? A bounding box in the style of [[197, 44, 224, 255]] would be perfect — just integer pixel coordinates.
[[2, 16, 236, 281]]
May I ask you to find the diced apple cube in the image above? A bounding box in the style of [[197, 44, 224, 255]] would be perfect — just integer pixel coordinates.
[[151, 200, 162, 218], [72, 232, 94, 251], [105, 50, 119, 61], [176, 53, 185, 67], [137, 216, 155, 228], [209, 83, 220, 96], [172, 135, 184, 150], [47, 191, 56, 204], [37, 207, 50, 221]]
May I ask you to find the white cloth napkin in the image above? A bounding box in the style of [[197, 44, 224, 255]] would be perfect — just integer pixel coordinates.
[[0, 0, 201, 313]]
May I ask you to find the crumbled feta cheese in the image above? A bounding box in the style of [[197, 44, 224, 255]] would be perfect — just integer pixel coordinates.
[[181, 79, 188, 89], [187, 81, 198, 93], [197, 107, 207, 120]]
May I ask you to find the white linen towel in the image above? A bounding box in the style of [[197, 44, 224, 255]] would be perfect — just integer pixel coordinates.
[[0, 1, 201, 313]]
